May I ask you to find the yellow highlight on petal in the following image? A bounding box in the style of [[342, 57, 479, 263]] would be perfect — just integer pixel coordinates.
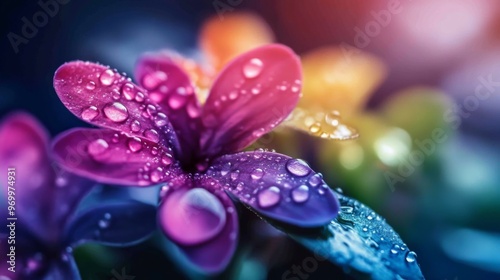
[[300, 46, 387, 117], [199, 13, 274, 72]]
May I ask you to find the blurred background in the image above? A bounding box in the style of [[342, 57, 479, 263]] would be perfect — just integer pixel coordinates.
[[1, 0, 500, 279]]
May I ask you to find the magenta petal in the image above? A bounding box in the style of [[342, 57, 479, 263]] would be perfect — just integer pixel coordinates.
[[158, 176, 238, 273], [0, 113, 93, 243], [200, 44, 302, 157], [53, 61, 179, 150], [207, 151, 340, 227], [135, 53, 202, 162], [52, 128, 182, 186]]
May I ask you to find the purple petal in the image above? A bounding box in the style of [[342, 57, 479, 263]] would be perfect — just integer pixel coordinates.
[[158, 176, 238, 273], [0, 112, 93, 243], [207, 151, 340, 227], [200, 44, 302, 157], [52, 128, 182, 186], [53, 61, 179, 150], [65, 201, 157, 247], [135, 52, 202, 163]]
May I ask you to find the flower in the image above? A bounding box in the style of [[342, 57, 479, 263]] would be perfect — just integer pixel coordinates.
[[50, 44, 340, 273], [0, 113, 157, 280]]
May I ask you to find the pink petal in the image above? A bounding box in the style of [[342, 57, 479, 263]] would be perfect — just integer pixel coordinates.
[[134, 53, 202, 162], [52, 128, 182, 186], [53, 61, 179, 150], [0, 113, 93, 243], [207, 151, 340, 227], [158, 176, 238, 273], [200, 44, 302, 157]]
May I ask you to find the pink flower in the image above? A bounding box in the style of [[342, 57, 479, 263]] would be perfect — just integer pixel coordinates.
[[51, 44, 340, 273]]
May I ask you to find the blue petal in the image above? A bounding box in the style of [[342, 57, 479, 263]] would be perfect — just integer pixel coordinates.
[[43, 256, 81, 280], [64, 201, 156, 247]]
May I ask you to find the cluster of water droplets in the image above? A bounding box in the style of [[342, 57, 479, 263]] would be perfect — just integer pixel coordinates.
[[209, 149, 330, 210], [333, 193, 419, 275], [286, 109, 359, 140]]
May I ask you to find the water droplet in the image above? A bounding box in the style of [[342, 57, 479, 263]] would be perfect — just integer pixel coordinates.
[[99, 69, 115, 86], [251, 85, 261, 95], [251, 168, 264, 180], [55, 177, 67, 187], [168, 94, 187, 109], [144, 129, 159, 142], [367, 215, 373, 220], [88, 139, 109, 156], [230, 171, 239, 181], [258, 186, 281, 208], [405, 251, 417, 263], [308, 174, 322, 187], [291, 185, 309, 203], [252, 128, 265, 137], [121, 83, 136, 100], [162, 154, 173, 166], [135, 91, 145, 102], [98, 219, 109, 229], [127, 137, 142, 152], [81, 106, 98, 121], [161, 188, 227, 245], [86, 81, 96, 90], [243, 58, 263, 79], [285, 159, 310, 177], [150, 167, 163, 183], [325, 111, 340, 126], [103, 102, 128, 122], [391, 245, 400, 254], [130, 120, 141, 132], [154, 113, 168, 126], [142, 71, 167, 90], [309, 122, 321, 135], [340, 206, 353, 214]]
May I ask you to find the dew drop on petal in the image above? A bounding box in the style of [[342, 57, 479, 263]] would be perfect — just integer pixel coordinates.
[[187, 101, 201, 118], [99, 69, 115, 86], [121, 83, 136, 100], [243, 58, 263, 79], [144, 129, 159, 142], [88, 139, 109, 156], [154, 113, 168, 127], [308, 174, 322, 187], [257, 186, 281, 208], [162, 154, 173, 166], [291, 185, 310, 203], [86, 81, 96, 90], [309, 122, 322, 135], [142, 71, 167, 90], [127, 137, 142, 152], [130, 120, 141, 132], [135, 92, 145, 103], [161, 188, 226, 245], [285, 159, 310, 177], [405, 251, 417, 263], [251, 168, 264, 180], [81, 106, 99, 121], [103, 102, 128, 122]]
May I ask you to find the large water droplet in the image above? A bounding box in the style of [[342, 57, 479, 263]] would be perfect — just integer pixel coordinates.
[[243, 58, 263, 79], [150, 167, 163, 183], [127, 137, 142, 152], [99, 69, 115, 86], [162, 154, 173, 166], [291, 185, 309, 203], [81, 106, 98, 121], [251, 168, 264, 180], [258, 186, 281, 208], [285, 159, 310, 177], [121, 83, 136, 100], [405, 251, 417, 263], [144, 129, 159, 142], [88, 139, 109, 156], [161, 188, 227, 245], [103, 102, 128, 122]]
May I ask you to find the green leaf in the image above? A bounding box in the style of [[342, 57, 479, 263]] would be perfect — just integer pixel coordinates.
[[264, 193, 424, 280]]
